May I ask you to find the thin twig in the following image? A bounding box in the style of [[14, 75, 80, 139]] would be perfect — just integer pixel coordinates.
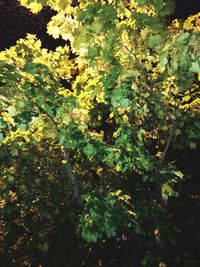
[[160, 123, 176, 161], [120, 43, 152, 88]]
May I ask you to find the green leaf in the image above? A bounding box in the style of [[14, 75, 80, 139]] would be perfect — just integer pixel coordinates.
[[159, 53, 168, 67], [90, 233, 98, 243], [118, 98, 130, 108], [56, 107, 65, 115], [148, 34, 163, 48], [0, 118, 6, 129], [189, 62, 200, 73], [58, 133, 66, 144], [7, 175, 14, 183], [44, 103, 54, 116], [19, 123, 27, 130], [83, 144, 97, 157], [91, 20, 104, 34], [24, 61, 38, 74], [177, 32, 190, 44], [88, 47, 99, 58]]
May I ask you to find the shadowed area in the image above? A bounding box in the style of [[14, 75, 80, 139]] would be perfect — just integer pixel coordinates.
[[0, 0, 68, 51]]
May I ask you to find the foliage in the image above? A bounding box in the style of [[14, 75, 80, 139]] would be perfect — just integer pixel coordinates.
[[0, 0, 200, 266], [80, 190, 134, 242]]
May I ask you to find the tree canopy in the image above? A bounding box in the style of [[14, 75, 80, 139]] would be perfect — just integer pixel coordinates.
[[0, 1, 199, 266]]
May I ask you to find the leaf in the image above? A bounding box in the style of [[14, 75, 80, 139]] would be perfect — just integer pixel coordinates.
[[24, 61, 38, 74], [19, 123, 27, 130], [174, 170, 184, 179], [62, 114, 71, 125], [56, 107, 65, 115], [7, 175, 14, 183], [58, 133, 66, 144], [159, 53, 168, 67], [88, 47, 99, 58], [0, 118, 6, 129], [182, 95, 190, 102], [131, 81, 138, 90], [83, 144, 97, 157], [189, 62, 200, 73], [90, 233, 98, 243], [115, 164, 121, 172], [45, 129, 57, 139], [47, 25, 60, 39], [114, 190, 122, 197], [91, 20, 104, 34], [30, 116, 42, 125], [7, 106, 17, 117], [28, 2, 43, 13], [118, 98, 130, 108], [44, 104, 54, 116], [177, 32, 190, 44], [11, 148, 18, 156], [148, 34, 163, 48]]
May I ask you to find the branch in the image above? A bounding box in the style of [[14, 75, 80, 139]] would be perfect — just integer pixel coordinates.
[[121, 42, 176, 160], [34, 102, 82, 204], [120, 43, 152, 89], [160, 123, 176, 161], [63, 147, 82, 205]]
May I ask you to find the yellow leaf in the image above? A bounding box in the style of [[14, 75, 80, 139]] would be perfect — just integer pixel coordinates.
[[109, 112, 114, 119], [29, 2, 43, 13], [97, 167, 103, 175], [131, 81, 138, 90], [47, 25, 60, 39], [19, 0, 28, 5], [115, 190, 122, 196], [182, 95, 190, 102], [115, 165, 121, 172]]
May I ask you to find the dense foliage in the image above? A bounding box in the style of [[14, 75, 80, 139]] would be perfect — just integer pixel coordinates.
[[0, 0, 199, 266]]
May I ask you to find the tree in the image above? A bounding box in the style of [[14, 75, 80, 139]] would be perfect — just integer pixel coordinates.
[[0, 1, 199, 266]]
